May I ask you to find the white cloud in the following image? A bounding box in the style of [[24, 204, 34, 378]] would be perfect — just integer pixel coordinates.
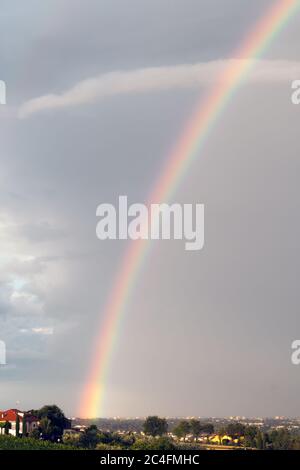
[[31, 327, 54, 335], [20, 327, 54, 335], [18, 59, 300, 118]]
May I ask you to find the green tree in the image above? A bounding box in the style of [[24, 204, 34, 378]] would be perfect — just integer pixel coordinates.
[[291, 436, 300, 450], [97, 431, 114, 445], [256, 431, 264, 450], [39, 417, 52, 440], [113, 433, 135, 448], [15, 414, 20, 437], [4, 421, 11, 435], [190, 420, 202, 437], [200, 423, 214, 435], [268, 429, 291, 450], [36, 405, 68, 441], [22, 416, 27, 437], [78, 425, 101, 449], [143, 416, 168, 437], [189, 420, 214, 437], [132, 437, 175, 450], [173, 420, 191, 439], [217, 426, 226, 437], [225, 423, 246, 439], [244, 425, 259, 448]]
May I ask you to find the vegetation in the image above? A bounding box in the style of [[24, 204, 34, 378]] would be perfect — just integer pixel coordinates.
[[4, 421, 11, 435], [173, 419, 214, 439], [62, 426, 136, 449], [173, 420, 191, 439], [0, 435, 74, 450], [78, 425, 102, 449], [15, 415, 20, 437], [143, 416, 168, 437], [218, 423, 300, 450], [2, 405, 300, 451], [32, 405, 69, 441], [132, 437, 176, 450]]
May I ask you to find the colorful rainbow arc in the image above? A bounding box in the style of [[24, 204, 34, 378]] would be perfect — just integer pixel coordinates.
[[79, 0, 299, 418]]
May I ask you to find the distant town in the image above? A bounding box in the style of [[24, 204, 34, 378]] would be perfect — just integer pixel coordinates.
[[1, 405, 300, 450]]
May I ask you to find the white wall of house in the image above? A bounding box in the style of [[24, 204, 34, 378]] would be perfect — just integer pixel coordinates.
[[0, 412, 38, 437]]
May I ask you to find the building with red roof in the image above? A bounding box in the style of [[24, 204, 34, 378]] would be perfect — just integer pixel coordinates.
[[0, 409, 39, 437]]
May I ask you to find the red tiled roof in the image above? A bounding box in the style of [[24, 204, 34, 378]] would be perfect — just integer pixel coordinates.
[[0, 409, 20, 422], [0, 409, 39, 423]]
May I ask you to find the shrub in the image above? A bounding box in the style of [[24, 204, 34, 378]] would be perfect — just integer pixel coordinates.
[[0, 435, 75, 450]]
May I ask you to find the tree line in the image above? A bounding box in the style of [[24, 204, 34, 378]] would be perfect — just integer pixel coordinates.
[[4, 406, 300, 451]]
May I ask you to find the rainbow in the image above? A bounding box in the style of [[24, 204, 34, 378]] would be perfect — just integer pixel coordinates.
[[79, 0, 299, 417]]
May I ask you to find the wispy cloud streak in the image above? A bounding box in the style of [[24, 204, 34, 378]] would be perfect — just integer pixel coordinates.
[[18, 59, 300, 118]]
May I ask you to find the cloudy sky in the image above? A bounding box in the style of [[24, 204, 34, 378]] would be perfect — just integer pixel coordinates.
[[1, 0, 300, 418]]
